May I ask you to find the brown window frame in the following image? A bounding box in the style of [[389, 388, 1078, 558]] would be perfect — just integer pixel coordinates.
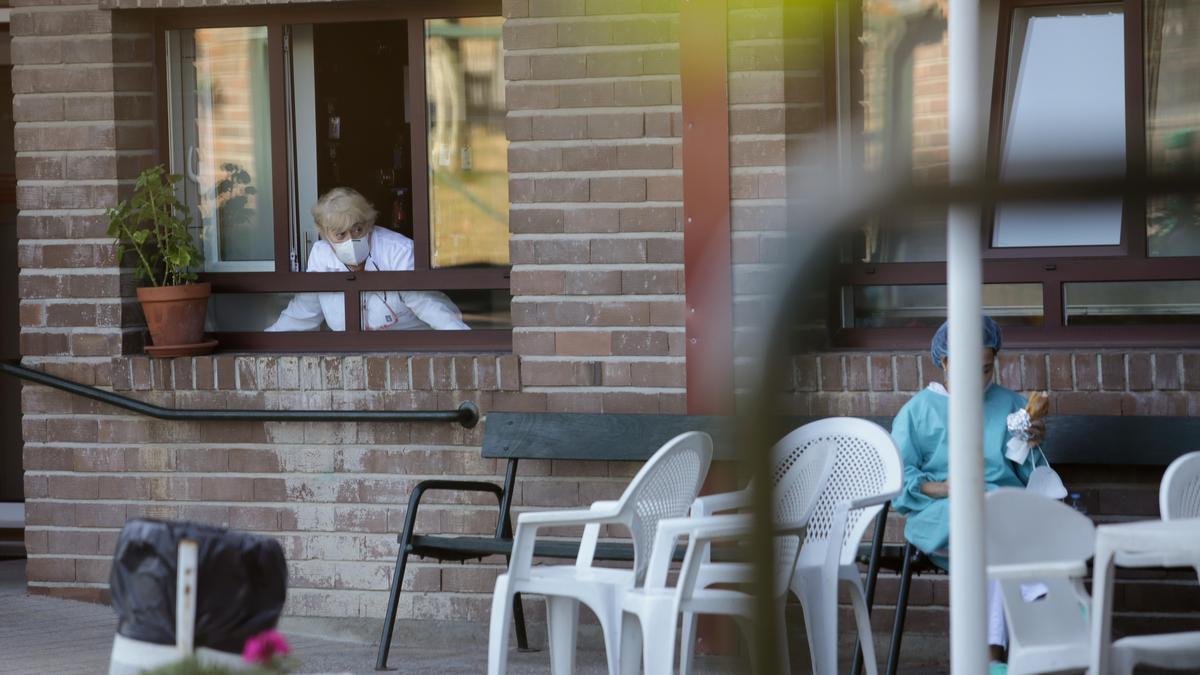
[[153, 0, 512, 353], [832, 0, 1200, 350]]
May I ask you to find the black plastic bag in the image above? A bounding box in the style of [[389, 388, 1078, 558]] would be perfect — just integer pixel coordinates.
[[109, 518, 288, 654]]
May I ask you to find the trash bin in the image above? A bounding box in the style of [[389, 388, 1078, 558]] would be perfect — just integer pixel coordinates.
[[107, 519, 287, 674]]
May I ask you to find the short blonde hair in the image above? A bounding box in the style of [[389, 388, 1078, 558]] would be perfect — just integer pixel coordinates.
[[311, 187, 377, 238]]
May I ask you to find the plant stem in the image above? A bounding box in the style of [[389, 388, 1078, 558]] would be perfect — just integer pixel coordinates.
[[146, 182, 168, 287], [120, 222, 158, 288]]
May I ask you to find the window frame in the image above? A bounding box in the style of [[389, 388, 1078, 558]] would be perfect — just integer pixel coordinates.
[[153, 0, 512, 352], [832, 0, 1200, 349]]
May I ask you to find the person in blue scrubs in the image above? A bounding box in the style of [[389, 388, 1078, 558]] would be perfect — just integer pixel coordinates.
[[890, 316, 1045, 665]]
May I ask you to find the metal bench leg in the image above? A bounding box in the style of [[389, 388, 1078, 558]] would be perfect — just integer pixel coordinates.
[[375, 539, 413, 670], [885, 543, 916, 675], [512, 592, 533, 651], [852, 505, 890, 675]]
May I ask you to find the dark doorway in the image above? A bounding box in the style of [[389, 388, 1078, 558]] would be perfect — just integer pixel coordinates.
[[312, 20, 413, 238], [0, 26, 24, 555]]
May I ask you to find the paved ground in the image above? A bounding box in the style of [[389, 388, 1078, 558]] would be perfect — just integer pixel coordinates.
[[1, 559, 947, 674], [0, 559, 747, 674]]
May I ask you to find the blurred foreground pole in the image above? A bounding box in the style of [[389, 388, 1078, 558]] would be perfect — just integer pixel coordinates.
[[947, 0, 987, 672]]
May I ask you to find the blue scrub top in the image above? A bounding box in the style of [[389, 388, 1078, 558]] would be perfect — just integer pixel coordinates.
[[891, 383, 1039, 570]]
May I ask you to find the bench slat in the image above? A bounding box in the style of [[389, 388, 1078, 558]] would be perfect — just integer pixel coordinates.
[[482, 412, 1199, 466]]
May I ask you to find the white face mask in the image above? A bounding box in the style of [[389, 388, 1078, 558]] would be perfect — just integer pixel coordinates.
[[331, 237, 370, 266]]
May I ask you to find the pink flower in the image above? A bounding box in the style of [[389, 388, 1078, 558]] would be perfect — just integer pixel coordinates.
[[242, 629, 291, 665]]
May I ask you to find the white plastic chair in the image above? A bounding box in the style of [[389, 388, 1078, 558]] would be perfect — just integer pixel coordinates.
[[1159, 450, 1200, 520], [1108, 451, 1200, 675], [486, 431, 713, 675], [620, 438, 837, 674], [985, 488, 1095, 675], [684, 418, 902, 675]]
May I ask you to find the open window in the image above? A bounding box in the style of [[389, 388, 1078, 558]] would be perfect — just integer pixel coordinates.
[[160, 2, 510, 351]]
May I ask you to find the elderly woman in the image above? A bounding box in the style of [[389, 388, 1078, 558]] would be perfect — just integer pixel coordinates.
[[267, 188, 468, 332], [890, 316, 1047, 668]]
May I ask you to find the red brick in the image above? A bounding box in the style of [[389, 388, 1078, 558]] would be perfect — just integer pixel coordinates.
[[511, 331, 552, 356], [845, 355, 869, 391], [894, 355, 920, 391], [1021, 353, 1048, 391], [1101, 353, 1126, 391], [1121, 393, 1188, 416], [1073, 353, 1099, 391], [1048, 353, 1072, 391], [555, 331, 611, 356], [590, 176, 646, 202], [1183, 353, 1200, 390], [602, 391, 661, 413], [819, 355, 843, 391], [612, 330, 670, 356], [869, 356, 893, 392], [629, 361, 684, 388], [1154, 353, 1181, 390], [1128, 353, 1153, 391], [1054, 392, 1121, 415]]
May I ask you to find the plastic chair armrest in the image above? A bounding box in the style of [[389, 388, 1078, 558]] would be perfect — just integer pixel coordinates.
[[1114, 550, 1196, 569], [987, 560, 1088, 580], [848, 491, 900, 511], [509, 502, 624, 578], [643, 515, 753, 589], [692, 489, 752, 516], [514, 501, 622, 527], [694, 561, 754, 587]]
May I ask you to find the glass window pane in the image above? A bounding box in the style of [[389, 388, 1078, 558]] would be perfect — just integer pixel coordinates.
[[1146, 0, 1200, 257], [359, 289, 509, 330], [167, 27, 276, 272], [843, 284, 1043, 328], [207, 293, 313, 332], [1065, 280, 1200, 325], [426, 17, 509, 269], [854, 1, 948, 262], [993, 5, 1125, 248]]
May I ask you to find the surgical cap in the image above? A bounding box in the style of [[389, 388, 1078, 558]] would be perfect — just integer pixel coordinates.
[[930, 316, 1002, 368]]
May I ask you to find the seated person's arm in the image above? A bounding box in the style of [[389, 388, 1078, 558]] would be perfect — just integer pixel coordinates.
[[892, 405, 942, 511], [400, 290, 470, 330], [266, 292, 325, 332]]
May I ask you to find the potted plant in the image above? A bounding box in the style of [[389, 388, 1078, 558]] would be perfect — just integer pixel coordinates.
[[108, 164, 217, 357]]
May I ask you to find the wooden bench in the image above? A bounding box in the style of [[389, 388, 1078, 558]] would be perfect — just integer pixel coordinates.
[[374, 412, 741, 670]]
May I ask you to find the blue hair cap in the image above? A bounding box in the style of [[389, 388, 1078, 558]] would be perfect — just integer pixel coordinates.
[[930, 315, 1002, 368]]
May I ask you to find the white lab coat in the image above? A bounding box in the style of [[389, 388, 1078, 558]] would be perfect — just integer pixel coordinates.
[[266, 227, 469, 332]]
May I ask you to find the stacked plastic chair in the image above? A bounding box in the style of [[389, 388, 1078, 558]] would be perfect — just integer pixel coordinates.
[[486, 431, 713, 675]]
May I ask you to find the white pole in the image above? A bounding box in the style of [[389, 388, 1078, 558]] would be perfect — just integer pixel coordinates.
[[947, 0, 988, 673], [177, 539, 198, 656]]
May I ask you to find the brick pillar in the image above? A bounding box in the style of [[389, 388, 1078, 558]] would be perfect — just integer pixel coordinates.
[[504, 0, 687, 415]]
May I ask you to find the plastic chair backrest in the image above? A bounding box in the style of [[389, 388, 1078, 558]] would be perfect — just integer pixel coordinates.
[[1160, 451, 1200, 520], [986, 488, 1095, 569], [985, 489, 1095, 653], [620, 431, 713, 585], [794, 418, 903, 567], [769, 435, 839, 593]]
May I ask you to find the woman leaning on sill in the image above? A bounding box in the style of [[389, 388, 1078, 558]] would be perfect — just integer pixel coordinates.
[[267, 187, 469, 332]]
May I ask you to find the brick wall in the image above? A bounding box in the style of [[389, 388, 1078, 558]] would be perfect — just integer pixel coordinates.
[[13, 0, 1199, 652], [505, 0, 688, 414], [13, 0, 694, 627]]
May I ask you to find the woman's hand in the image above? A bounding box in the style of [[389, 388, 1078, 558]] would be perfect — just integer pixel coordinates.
[[1027, 418, 1046, 445], [920, 481, 949, 499]]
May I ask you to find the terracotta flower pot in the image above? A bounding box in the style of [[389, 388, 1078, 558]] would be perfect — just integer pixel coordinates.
[[136, 282, 217, 357]]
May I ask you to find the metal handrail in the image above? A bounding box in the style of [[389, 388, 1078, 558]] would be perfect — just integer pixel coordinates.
[[0, 360, 479, 428]]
